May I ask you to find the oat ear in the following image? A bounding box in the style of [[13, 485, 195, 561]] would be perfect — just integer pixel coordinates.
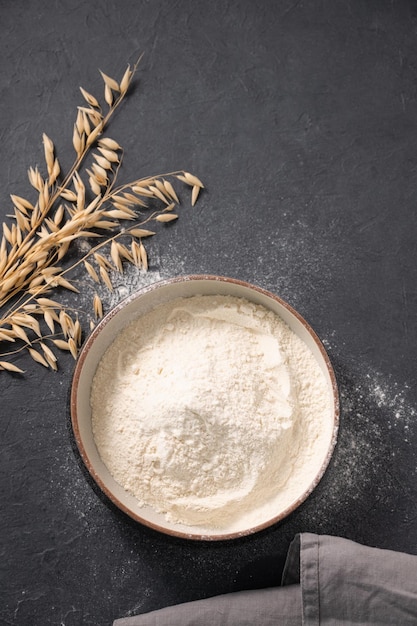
[[0, 56, 203, 373]]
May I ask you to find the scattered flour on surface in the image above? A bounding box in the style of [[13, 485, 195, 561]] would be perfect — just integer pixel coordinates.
[[295, 336, 417, 531], [90, 294, 334, 531]]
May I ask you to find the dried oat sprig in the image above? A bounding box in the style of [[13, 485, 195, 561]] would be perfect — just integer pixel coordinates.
[[0, 56, 204, 372]]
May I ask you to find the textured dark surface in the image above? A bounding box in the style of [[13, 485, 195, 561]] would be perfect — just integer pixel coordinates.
[[1, 1, 417, 624]]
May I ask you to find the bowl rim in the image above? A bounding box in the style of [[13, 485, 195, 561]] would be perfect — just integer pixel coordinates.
[[70, 274, 339, 541]]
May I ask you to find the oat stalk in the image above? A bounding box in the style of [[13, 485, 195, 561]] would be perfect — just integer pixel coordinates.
[[0, 56, 204, 373]]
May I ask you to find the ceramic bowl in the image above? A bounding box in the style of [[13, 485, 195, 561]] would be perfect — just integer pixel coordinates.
[[70, 275, 339, 540]]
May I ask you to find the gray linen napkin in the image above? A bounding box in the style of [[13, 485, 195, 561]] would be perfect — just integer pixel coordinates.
[[285, 533, 417, 625], [114, 585, 301, 625], [114, 533, 417, 625]]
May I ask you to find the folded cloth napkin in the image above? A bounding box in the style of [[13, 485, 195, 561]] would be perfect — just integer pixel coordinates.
[[284, 533, 417, 625], [114, 585, 301, 626], [113, 533, 417, 625]]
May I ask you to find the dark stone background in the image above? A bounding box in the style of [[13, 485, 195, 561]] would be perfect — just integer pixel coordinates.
[[1, 1, 417, 624]]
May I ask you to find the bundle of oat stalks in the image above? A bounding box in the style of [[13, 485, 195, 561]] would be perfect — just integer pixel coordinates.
[[0, 58, 203, 373]]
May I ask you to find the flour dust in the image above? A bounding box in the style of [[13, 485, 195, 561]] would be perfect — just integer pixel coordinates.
[[296, 334, 417, 532]]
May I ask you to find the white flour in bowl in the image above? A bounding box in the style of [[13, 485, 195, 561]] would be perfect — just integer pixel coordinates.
[[91, 295, 334, 529]]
